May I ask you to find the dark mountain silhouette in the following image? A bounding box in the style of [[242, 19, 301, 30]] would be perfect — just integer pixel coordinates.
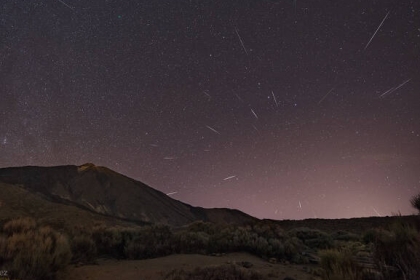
[[0, 163, 257, 226], [0, 181, 139, 228]]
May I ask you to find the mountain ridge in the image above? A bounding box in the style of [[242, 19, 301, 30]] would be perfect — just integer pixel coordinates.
[[0, 163, 257, 227]]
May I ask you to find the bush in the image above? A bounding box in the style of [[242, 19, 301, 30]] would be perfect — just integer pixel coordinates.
[[411, 193, 420, 214], [67, 225, 97, 263], [282, 236, 305, 262], [205, 224, 293, 261], [289, 227, 333, 250], [124, 225, 173, 259], [251, 222, 284, 240], [332, 231, 360, 242], [173, 231, 209, 254], [0, 219, 72, 280], [164, 264, 267, 280], [266, 238, 285, 258], [371, 222, 420, 280], [71, 235, 97, 263], [362, 228, 379, 244], [319, 249, 362, 280], [91, 225, 125, 258], [207, 227, 237, 253], [185, 221, 219, 235], [2, 217, 36, 235]]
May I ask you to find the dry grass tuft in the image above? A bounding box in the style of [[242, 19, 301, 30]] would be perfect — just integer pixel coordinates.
[[0, 218, 72, 280]]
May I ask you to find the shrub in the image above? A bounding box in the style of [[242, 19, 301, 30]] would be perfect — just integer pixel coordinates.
[[173, 231, 209, 254], [124, 225, 173, 259], [332, 231, 360, 242], [289, 227, 333, 250], [67, 225, 97, 263], [205, 224, 291, 261], [251, 236, 270, 256], [91, 225, 125, 258], [251, 222, 285, 240], [71, 235, 97, 263], [185, 221, 219, 235], [371, 222, 420, 280], [362, 228, 379, 244], [207, 227, 237, 253], [266, 238, 285, 259], [0, 235, 8, 263], [283, 236, 305, 262], [231, 227, 253, 251], [0, 220, 72, 280], [319, 249, 362, 280], [2, 217, 37, 235], [410, 193, 420, 214]]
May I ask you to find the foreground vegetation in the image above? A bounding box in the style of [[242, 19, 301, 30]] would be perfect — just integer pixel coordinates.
[[0, 197, 419, 280], [0, 216, 418, 280], [0, 218, 71, 280]]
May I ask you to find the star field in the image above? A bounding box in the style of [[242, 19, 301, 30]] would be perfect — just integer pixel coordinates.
[[1, 0, 420, 219]]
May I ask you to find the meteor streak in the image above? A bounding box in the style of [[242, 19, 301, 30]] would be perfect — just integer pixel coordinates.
[[271, 91, 278, 107], [206, 125, 221, 135], [57, 0, 74, 10], [318, 87, 334, 104], [379, 79, 411, 98], [364, 11, 390, 51], [234, 27, 248, 55], [251, 109, 258, 119]]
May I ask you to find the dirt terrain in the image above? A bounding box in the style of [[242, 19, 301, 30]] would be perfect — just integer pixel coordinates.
[[62, 253, 320, 280]]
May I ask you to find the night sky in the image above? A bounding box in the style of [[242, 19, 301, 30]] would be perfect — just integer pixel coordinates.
[[1, 0, 420, 220]]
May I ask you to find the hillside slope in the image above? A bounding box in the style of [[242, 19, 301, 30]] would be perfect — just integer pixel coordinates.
[[0, 182, 140, 228], [0, 163, 257, 226]]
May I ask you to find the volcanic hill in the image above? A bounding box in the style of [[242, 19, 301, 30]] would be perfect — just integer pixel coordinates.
[[0, 163, 257, 227]]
